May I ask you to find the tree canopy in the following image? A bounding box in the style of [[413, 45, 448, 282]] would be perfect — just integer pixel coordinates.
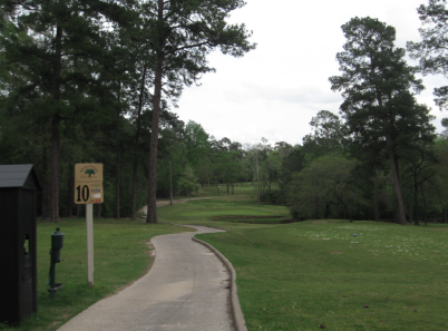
[[329, 16, 436, 225], [408, 0, 448, 109]]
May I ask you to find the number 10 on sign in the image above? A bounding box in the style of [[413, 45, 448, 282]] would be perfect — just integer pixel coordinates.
[[75, 182, 103, 204]]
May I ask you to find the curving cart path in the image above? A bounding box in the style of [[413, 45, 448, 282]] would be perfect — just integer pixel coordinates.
[[57, 226, 234, 331]]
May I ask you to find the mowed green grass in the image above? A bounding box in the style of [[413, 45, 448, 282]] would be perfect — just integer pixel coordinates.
[[1, 218, 189, 331], [212, 216, 290, 224], [158, 196, 448, 331], [195, 183, 257, 197], [159, 196, 290, 225]]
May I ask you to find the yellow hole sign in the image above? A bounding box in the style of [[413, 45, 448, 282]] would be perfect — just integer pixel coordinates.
[[74, 164, 104, 204]]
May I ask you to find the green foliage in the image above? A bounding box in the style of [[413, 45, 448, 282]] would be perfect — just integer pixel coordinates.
[[184, 121, 210, 168], [408, 0, 448, 109], [142, 0, 255, 223], [278, 147, 304, 191], [178, 165, 199, 196], [302, 110, 347, 162], [330, 16, 436, 225], [259, 188, 286, 205], [329, 17, 433, 154], [288, 155, 364, 220]]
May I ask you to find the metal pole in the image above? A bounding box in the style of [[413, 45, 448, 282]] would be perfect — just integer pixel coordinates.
[[86, 204, 94, 286]]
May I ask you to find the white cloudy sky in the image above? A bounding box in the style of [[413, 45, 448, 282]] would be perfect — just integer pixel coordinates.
[[176, 0, 446, 146]]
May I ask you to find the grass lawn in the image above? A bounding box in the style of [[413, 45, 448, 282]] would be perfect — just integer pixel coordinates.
[[6, 184, 448, 331], [157, 194, 448, 331], [1, 218, 189, 331]]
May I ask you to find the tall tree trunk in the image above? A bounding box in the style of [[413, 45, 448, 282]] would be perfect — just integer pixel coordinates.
[[324, 203, 330, 219], [169, 160, 173, 206], [421, 184, 428, 225], [41, 144, 50, 220], [414, 178, 420, 225], [146, 19, 165, 224], [49, 121, 60, 222], [131, 162, 139, 219], [345, 205, 352, 223], [115, 82, 122, 219], [387, 149, 407, 225], [49, 25, 62, 223], [67, 169, 74, 217], [115, 150, 121, 219], [97, 204, 102, 218], [131, 64, 147, 221], [374, 176, 379, 221]]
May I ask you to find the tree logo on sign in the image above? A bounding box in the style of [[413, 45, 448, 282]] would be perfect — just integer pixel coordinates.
[[85, 169, 95, 177]]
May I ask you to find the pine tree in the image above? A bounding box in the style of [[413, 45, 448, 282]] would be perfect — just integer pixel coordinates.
[[407, 0, 448, 109], [329, 17, 436, 225], [0, 0, 135, 222], [144, 0, 255, 224]]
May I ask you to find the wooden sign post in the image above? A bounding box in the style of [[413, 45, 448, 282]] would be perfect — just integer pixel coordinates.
[[74, 163, 103, 286]]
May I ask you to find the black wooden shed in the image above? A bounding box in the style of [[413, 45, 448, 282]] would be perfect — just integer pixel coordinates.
[[0, 164, 40, 325]]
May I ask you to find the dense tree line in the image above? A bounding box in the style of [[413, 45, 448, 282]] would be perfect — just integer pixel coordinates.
[[2, 0, 448, 226], [287, 6, 448, 225], [0, 0, 254, 222]]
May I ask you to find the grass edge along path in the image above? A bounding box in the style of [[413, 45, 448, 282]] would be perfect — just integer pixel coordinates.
[[0, 218, 190, 331]]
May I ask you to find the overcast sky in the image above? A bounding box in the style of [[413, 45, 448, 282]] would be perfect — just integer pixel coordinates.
[[176, 0, 446, 146]]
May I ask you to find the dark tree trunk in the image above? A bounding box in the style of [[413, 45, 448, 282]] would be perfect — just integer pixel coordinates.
[[232, 183, 234, 195], [131, 162, 138, 219], [67, 169, 74, 217], [226, 182, 229, 195], [115, 151, 121, 219], [41, 144, 50, 220], [414, 179, 420, 225], [374, 176, 380, 221], [387, 149, 407, 225], [49, 25, 62, 223], [421, 185, 428, 225], [97, 204, 102, 218], [48, 127, 59, 224], [131, 64, 147, 221], [115, 82, 122, 220], [324, 203, 330, 219], [169, 160, 173, 206], [146, 22, 165, 224]]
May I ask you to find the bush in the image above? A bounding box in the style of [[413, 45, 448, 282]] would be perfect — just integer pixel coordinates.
[[260, 189, 287, 205]]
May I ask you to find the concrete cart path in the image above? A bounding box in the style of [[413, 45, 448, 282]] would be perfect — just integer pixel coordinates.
[[57, 226, 233, 331]]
